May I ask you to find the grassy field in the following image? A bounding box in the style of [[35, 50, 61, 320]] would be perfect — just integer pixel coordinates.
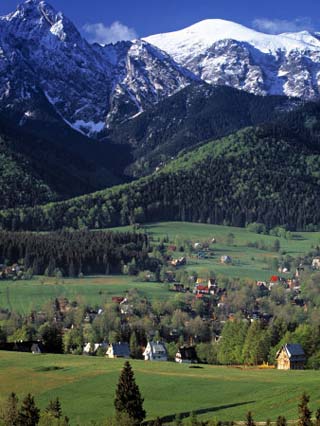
[[0, 276, 169, 314], [1, 222, 319, 313], [111, 222, 320, 281], [0, 351, 319, 425]]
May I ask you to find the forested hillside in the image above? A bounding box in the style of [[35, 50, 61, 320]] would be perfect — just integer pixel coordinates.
[[2, 120, 320, 231], [0, 103, 132, 208], [108, 83, 296, 177]]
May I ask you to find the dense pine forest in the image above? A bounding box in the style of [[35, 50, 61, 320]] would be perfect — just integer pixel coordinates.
[[0, 230, 153, 276], [0, 107, 132, 209], [108, 83, 296, 177], [1, 119, 320, 232]]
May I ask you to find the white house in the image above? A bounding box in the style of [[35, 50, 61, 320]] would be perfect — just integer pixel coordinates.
[[83, 342, 108, 356], [143, 341, 168, 361]]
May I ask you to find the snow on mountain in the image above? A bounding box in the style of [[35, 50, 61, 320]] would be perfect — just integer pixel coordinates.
[[144, 19, 320, 99], [0, 0, 196, 135], [2, 1, 320, 137]]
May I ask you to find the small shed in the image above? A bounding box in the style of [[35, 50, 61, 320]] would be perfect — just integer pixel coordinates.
[[220, 255, 232, 264], [276, 343, 306, 370], [175, 346, 198, 364], [106, 342, 130, 359], [312, 258, 320, 270], [143, 341, 168, 361]]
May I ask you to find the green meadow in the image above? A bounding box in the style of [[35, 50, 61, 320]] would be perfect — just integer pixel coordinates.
[[0, 276, 169, 314], [1, 222, 319, 313], [111, 221, 320, 280], [0, 352, 319, 425]]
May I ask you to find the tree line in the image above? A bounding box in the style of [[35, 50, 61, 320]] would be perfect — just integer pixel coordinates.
[[0, 230, 153, 276]]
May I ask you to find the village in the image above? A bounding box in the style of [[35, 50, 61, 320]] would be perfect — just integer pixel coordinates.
[[0, 227, 320, 372]]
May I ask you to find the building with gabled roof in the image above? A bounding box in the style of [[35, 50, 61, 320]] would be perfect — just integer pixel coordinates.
[[276, 343, 306, 370], [143, 341, 168, 361], [106, 342, 130, 359]]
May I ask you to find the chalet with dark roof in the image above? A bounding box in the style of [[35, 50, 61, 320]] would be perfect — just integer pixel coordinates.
[[276, 343, 306, 370], [0, 341, 44, 354], [106, 342, 130, 359]]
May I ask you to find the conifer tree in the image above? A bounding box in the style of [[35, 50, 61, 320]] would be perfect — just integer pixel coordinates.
[[130, 331, 141, 359], [0, 392, 19, 426], [298, 393, 312, 426], [18, 394, 40, 426], [276, 416, 287, 426], [114, 361, 146, 425], [246, 411, 255, 426], [45, 397, 62, 419], [315, 408, 320, 426]]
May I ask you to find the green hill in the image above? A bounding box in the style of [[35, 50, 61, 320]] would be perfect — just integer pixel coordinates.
[[0, 352, 319, 425], [108, 83, 294, 177], [1, 122, 320, 231]]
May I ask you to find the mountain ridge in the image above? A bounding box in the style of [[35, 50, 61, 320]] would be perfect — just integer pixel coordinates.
[[144, 18, 320, 100]]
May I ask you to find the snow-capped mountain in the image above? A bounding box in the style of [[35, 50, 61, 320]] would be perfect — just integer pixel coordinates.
[[145, 19, 320, 99], [2, 1, 320, 138], [0, 0, 196, 135]]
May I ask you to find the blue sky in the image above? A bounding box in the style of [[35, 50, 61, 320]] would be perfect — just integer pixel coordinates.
[[1, 0, 320, 43]]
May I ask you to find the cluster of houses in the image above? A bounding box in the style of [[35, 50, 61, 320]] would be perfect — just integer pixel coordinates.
[[170, 257, 187, 267], [0, 264, 26, 280], [192, 278, 226, 299], [0, 339, 306, 370], [83, 341, 198, 364]]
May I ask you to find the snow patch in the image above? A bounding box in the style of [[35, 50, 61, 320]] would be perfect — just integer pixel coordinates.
[[50, 20, 67, 41], [72, 120, 105, 134]]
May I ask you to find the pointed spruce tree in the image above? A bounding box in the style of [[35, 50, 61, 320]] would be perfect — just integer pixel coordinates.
[[315, 408, 320, 426], [276, 416, 287, 426], [246, 411, 255, 426], [114, 361, 146, 425], [0, 392, 19, 426], [298, 393, 312, 426], [45, 397, 62, 419], [18, 394, 40, 426]]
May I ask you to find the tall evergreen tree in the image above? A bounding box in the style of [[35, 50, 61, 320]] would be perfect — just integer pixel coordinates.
[[18, 394, 40, 426], [45, 397, 62, 419], [298, 393, 312, 426], [130, 331, 141, 359], [0, 392, 19, 426], [315, 408, 320, 426], [114, 361, 146, 425], [246, 411, 255, 426], [276, 416, 287, 426]]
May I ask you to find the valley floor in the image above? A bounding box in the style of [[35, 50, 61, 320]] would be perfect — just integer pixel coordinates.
[[1, 222, 319, 313]]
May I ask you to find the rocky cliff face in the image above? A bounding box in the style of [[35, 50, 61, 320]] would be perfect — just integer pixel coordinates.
[[0, 0, 196, 135]]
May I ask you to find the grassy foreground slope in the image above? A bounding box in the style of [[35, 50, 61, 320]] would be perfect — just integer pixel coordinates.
[[1, 124, 320, 231], [0, 352, 320, 425]]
